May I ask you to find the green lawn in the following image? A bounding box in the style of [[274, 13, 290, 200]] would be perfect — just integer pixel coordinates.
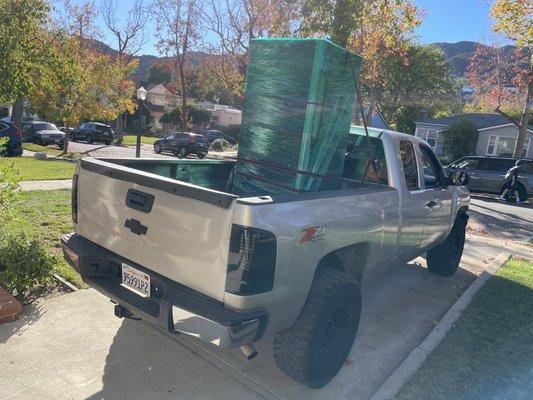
[[17, 189, 84, 288], [395, 257, 533, 400], [119, 135, 159, 146], [23, 142, 64, 156], [0, 157, 76, 181]]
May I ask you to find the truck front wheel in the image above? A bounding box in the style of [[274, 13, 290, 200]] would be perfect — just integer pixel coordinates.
[[273, 268, 362, 388], [426, 214, 467, 276]]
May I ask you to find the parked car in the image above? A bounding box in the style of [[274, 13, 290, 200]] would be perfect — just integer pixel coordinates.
[[70, 122, 114, 145], [153, 132, 209, 158], [445, 156, 532, 200], [0, 120, 23, 156], [62, 127, 470, 388], [201, 129, 236, 145], [22, 121, 66, 146]]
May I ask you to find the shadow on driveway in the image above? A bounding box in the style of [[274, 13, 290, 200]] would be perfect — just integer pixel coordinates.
[[88, 260, 476, 400]]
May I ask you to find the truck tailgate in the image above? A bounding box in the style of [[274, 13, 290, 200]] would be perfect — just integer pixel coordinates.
[[75, 158, 238, 301]]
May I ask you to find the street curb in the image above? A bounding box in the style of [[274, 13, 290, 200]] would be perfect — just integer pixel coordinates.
[[52, 273, 79, 292], [368, 252, 511, 400]]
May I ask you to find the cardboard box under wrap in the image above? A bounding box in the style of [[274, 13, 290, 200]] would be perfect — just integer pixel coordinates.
[[234, 38, 362, 196]]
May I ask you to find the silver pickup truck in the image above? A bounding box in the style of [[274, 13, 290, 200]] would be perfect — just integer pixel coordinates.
[[62, 126, 470, 388]]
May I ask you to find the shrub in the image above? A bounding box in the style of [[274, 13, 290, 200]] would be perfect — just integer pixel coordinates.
[[440, 119, 479, 161], [210, 138, 230, 152], [0, 158, 21, 224], [0, 231, 54, 297]]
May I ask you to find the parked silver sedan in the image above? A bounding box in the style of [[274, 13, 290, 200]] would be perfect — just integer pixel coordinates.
[[445, 156, 532, 199]]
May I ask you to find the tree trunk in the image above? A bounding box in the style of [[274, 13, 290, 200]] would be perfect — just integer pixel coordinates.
[[365, 87, 378, 126], [115, 114, 124, 144], [61, 122, 70, 155], [11, 97, 24, 129], [179, 64, 188, 130], [512, 77, 532, 158]]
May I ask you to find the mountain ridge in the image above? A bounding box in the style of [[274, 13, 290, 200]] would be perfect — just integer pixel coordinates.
[[92, 39, 517, 81]]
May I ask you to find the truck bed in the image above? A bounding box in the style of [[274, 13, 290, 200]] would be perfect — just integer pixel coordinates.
[[74, 157, 397, 305]]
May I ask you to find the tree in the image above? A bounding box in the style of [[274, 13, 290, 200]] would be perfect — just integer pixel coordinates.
[[203, 0, 300, 106], [300, 0, 422, 122], [379, 45, 458, 130], [491, 0, 532, 157], [153, 0, 203, 129], [0, 0, 51, 128], [300, 0, 362, 46], [467, 43, 528, 114], [441, 119, 479, 161], [160, 105, 211, 128], [30, 32, 137, 152], [147, 62, 173, 84], [101, 0, 148, 141], [193, 50, 245, 105]]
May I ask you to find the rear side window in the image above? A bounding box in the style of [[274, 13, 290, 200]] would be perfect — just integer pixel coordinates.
[[419, 145, 443, 188], [400, 141, 419, 190], [456, 158, 479, 169], [342, 135, 388, 186], [478, 158, 514, 171]]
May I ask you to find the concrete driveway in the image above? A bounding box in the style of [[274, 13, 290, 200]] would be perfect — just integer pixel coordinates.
[[1, 198, 532, 400], [4, 244, 527, 400]]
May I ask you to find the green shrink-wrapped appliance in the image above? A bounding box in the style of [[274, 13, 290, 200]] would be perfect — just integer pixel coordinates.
[[234, 37, 362, 196]]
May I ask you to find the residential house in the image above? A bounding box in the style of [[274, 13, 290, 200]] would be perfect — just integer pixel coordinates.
[[202, 102, 242, 127], [414, 113, 532, 159]]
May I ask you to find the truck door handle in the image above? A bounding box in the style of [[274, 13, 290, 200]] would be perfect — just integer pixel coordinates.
[[426, 200, 437, 208], [126, 189, 154, 213]]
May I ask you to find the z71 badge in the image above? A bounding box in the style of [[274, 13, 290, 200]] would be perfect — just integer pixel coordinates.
[[300, 226, 327, 244]]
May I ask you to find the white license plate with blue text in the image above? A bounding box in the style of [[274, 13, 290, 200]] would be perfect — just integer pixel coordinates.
[[121, 263, 151, 297]]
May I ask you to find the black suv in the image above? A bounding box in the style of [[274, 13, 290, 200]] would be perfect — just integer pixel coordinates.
[[201, 129, 236, 145], [153, 132, 209, 158], [22, 121, 66, 146], [71, 122, 114, 145]]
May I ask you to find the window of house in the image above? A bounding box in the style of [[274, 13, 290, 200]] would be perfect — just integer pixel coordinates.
[[415, 127, 440, 150], [487, 135, 496, 154], [486, 135, 530, 157], [400, 141, 419, 190]]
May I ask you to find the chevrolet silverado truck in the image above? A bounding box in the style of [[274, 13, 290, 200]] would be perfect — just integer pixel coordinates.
[[62, 126, 470, 388]]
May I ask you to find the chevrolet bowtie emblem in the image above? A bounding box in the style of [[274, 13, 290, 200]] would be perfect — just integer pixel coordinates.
[[124, 218, 148, 235]]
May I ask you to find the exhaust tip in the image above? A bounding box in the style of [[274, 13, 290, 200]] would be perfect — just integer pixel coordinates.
[[240, 344, 258, 360]]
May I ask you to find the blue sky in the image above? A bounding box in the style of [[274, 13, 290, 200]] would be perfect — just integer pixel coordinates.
[[61, 0, 503, 55]]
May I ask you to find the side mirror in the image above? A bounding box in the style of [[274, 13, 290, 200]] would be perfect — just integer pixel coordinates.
[[448, 170, 470, 186]]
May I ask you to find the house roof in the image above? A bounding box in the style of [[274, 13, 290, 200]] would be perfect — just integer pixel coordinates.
[[416, 113, 512, 129], [144, 102, 164, 113]]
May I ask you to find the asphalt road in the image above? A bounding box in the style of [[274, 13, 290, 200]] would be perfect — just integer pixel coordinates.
[[64, 141, 237, 159], [468, 196, 533, 242]]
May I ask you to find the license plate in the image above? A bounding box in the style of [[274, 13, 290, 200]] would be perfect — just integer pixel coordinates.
[[121, 263, 151, 297]]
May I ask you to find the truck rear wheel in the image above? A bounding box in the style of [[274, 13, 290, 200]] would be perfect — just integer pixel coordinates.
[[273, 268, 361, 388], [426, 214, 467, 276]]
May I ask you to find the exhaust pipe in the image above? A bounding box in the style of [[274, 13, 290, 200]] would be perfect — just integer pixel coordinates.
[[240, 344, 258, 360], [114, 304, 141, 320]]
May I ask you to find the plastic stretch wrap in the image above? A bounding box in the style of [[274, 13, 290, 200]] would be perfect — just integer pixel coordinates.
[[234, 38, 362, 196]]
